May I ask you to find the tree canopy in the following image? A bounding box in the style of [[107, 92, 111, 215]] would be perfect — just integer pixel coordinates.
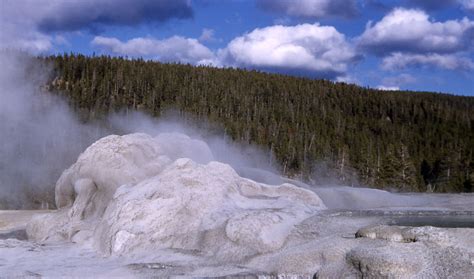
[[42, 54, 474, 193]]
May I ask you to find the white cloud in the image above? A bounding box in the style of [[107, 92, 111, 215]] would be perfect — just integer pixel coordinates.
[[90, 22, 359, 79], [381, 52, 474, 70], [257, 0, 358, 19], [377, 85, 400, 91], [92, 36, 215, 65], [0, 0, 193, 54], [357, 8, 474, 71], [358, 8, 474, 55], [219, 23, 358, 78], [92, 23, 358, 79]]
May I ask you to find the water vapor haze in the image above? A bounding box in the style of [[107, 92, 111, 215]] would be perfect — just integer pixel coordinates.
[[0, 52, 279, 209], [0, 52, 107, 208], [2, 52, 470, 213]]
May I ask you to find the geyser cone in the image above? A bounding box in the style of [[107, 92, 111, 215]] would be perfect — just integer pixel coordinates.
[[27, 133, 326, 262]]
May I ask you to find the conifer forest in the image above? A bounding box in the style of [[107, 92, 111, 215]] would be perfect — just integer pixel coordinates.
[[41, 54, 474, 193]]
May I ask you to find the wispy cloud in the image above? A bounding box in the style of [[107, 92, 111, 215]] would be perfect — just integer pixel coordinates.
[[198, 28, 217, 43], [382, 53, 474, 71]]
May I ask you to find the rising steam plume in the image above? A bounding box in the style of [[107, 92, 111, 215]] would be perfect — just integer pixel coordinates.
[[3, 52, 469, 213], [0, 52, 106, 208], [0, 52, 278, 209]]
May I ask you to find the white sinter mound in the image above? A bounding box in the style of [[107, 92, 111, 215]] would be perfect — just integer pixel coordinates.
[[27, 133, 326, 261]]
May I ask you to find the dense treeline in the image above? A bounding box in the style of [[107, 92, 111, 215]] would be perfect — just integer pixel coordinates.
[[41, 54, 474, 192]]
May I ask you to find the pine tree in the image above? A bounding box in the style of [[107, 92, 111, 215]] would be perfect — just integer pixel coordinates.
[[30, 52, 474, 193]]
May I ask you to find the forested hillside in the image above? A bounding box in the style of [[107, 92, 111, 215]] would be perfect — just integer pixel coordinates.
[[41, 54, 473, 192]]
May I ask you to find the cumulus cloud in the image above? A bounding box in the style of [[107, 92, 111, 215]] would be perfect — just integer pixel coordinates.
[[381, 53, 474, 70], [257, 0, 358, 19], [219, 23, 358, 78], [358, 8, 474, 71], [92, 23, 358, 79], [92, 36, 215, 65], [358, 8, 474, 55]]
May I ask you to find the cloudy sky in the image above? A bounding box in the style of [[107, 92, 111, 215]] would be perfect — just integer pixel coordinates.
[[1, 0, 473, 95]]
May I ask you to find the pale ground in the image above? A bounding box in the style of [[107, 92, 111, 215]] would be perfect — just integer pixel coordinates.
[[1, 133, 472, 278], [1, 204, 473, 278]]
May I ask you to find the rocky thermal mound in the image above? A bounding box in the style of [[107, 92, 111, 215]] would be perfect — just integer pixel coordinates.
[[19, 132, 473, 278], [26, 133, 325, 261]]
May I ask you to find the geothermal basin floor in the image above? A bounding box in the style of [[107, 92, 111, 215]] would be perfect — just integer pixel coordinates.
[[1, 209, 473, 278]]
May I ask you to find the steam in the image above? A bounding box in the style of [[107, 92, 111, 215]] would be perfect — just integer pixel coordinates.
[[1, 52, 471, 212], [108, 111, 281, 175], [0, 53, 107, 208], [0, 52, 279, 209]]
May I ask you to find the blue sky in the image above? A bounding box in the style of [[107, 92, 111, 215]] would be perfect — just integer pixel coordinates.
[[1, 0, 473, 96]]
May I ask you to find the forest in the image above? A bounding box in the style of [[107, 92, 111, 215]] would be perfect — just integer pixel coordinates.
[[40, 54, 474, 193]]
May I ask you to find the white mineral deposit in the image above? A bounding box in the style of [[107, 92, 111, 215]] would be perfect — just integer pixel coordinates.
[[1, 133, 473, 278]]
